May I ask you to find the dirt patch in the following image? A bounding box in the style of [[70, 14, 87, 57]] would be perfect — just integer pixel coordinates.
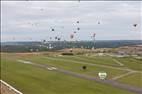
[[1, 82, 17, 94]]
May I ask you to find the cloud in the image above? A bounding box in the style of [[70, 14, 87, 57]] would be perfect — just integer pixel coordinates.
[[1, 1, 142, 41]]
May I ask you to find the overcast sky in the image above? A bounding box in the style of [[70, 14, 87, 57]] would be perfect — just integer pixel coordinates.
[[1, 1, 142, 42]]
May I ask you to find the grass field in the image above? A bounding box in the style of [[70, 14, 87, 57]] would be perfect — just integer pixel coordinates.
[[118, 73, 142, 88], [1, 53, 142, 94]]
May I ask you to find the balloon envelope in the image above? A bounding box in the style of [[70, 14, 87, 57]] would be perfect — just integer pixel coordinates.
[[98, 72, 107, 80], [77, 27, 80, 30], [70, 34, 74, 39], [133, 24, 137, 27]]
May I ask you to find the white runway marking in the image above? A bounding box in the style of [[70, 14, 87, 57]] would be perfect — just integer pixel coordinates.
[[17, 60, 33, 64], [112, 71, 136, 80], [17, 60, 57, 71], [112, 59, 124, 66]]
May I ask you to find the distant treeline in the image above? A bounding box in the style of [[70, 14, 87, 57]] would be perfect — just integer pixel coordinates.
[[1, 40, 142, 52]]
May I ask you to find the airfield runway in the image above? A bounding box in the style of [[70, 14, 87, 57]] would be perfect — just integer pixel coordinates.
[[18, 60, 142, 94]]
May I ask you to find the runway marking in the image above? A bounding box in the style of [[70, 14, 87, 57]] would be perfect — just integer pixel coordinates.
[[112, 71, 136, 80], [112, 59, 124, 66], [17, 60, 33, 64]]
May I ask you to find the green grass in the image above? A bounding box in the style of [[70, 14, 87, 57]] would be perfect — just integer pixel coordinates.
[[76, 55, 122, 66], [1, 54, 134, 94], [22, 55, 127, 79], [114, 57, 142, 71], [118, 73, 142, 88]]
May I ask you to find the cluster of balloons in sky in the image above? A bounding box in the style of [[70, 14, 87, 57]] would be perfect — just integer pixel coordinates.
[[11, 0, 138, 42]]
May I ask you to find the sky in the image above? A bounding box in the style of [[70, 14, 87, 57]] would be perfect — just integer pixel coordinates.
[[1, 1, 142, 42]]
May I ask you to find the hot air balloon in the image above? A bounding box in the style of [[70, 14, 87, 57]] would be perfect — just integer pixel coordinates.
[[77, 27, 80, 30], [70, 34, 74, 39], [98, 21, 100, 24], [133, 24, 137, 27], [51, 28, 55, 31], [43, 40, 46, 43], [98, 72, 107, 80], [55, 36, 58, 39], [74, 31, 77, 33], [57, 38, 61, 41], [77, 21, 79, 23]]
